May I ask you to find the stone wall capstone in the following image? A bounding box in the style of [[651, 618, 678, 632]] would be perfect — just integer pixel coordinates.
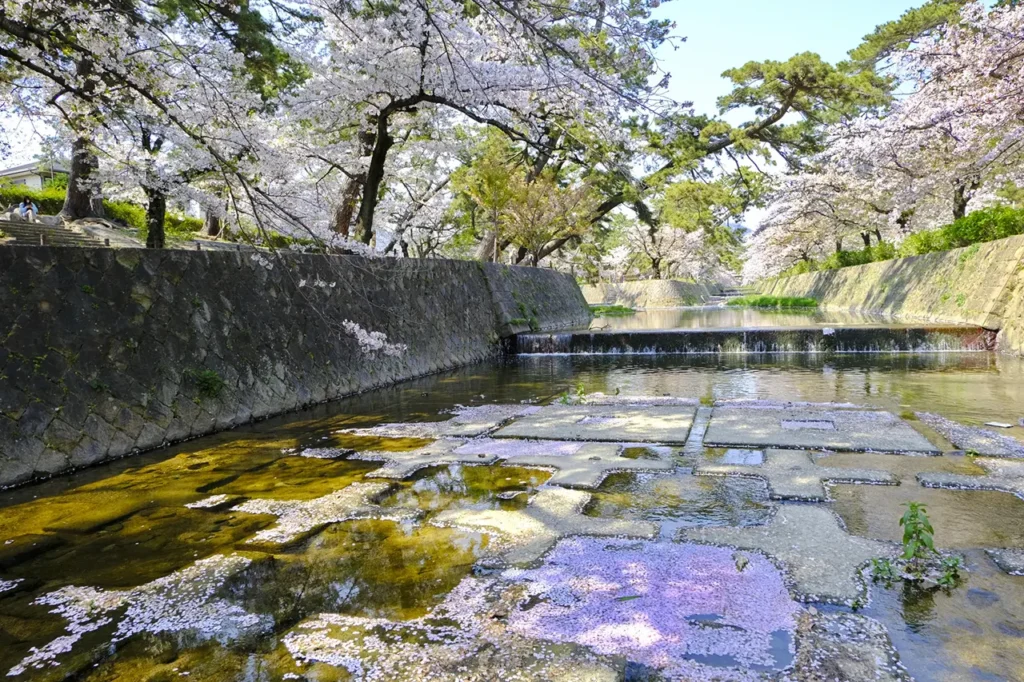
[[0, 247, 590, 487]]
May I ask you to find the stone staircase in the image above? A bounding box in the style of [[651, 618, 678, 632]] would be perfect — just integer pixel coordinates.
[[0, 219, 109, 248]]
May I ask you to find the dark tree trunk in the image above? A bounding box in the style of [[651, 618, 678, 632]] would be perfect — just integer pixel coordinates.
[[61, 136, 105, 220], [953, 183, 969, 221], [861, 232, 872, 248], [144, 187, 166, 249], [873, 229, 883, 244], [835, 238, 843, 253], [203, 212, 223, 238], [355, 114, 395, 245], [650, 257, 662, 279]]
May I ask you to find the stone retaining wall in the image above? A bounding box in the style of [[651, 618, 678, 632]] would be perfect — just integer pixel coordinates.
[[756, 235, 1024, 353], [582, 280, 721, 308], [0, 247, 590, 486]]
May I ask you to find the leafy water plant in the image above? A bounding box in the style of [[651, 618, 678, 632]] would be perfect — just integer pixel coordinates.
[[872, 502, 966, 589], [558, 382, 588, 405], [900, 501, 934, 569], [590, 304, 636, 317], [727, 295, 818, 309]]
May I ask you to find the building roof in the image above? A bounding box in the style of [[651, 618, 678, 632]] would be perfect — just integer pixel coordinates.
[[0, 161, 70, 177]]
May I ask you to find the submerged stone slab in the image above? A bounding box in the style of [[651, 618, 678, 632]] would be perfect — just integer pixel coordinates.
[[695, 449, 897, 501], [918, 457, 1024, 500], [915, 412, 1024, 458], [704, 407, 939, 454], [493, 405, 696, 443], [348, 439, 498, 479], [233, 482, 420, 546], [986, 548, 1024, 576], [680, 505, 895, 604], [341, 404, 541, 439], [283, 577, 622, 682], [431, 487, 657, 564], [788, 611, 911, 682], [454, 439, 675, 489]]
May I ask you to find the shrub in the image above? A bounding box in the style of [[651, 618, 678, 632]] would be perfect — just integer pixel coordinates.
[[103, 201, 147, 230], [0, 185, 67, 214], [898, 230, 951, 257], [943, 205, 1024, 247]]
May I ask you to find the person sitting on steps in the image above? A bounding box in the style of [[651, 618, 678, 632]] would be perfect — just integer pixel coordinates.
[[18, 197, 39, 223]]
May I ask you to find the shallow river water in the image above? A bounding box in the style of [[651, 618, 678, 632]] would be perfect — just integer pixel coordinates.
[[2, 353, 1024, 681]]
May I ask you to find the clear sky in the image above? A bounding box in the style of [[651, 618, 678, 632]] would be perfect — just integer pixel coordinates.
[[653, 0, 922, 120]]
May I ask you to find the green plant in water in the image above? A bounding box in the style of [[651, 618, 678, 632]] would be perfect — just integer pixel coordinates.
[[937, 555, 963, 587], [871, 557, 897, 585], [590, 304, 636, 317], [699, 390, 715, 407], [185, 368, 227, 399], [900, 501, 935, 568], [726, 295, 818, 309]]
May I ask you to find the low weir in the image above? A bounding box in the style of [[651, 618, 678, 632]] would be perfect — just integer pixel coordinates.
[[513, 325, 998, 355]]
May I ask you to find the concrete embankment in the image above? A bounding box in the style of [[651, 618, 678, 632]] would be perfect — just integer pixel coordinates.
[[0, 248, 590, 486], [515, 326, 996, 355], [582, 280, 722, 308], [756, 235, 1024, 355]]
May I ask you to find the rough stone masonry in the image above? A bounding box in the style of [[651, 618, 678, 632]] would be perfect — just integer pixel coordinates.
[[0, 247, 591, 487]]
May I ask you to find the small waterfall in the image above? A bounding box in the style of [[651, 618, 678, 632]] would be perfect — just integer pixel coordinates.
[[512, 327, 997, 356]]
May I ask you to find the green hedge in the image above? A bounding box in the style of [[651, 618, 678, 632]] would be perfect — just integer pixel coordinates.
[[0, 183, 203, 237], [778, 206, 1024, 278]]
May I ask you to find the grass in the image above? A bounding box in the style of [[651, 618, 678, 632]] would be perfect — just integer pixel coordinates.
[[590, 304, 636, 317], [726, 295, 818, 309]]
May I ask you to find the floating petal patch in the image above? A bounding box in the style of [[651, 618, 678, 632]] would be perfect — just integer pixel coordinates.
[[233, 482, 420, 546], [502, 537, 801, 679], [185, 494, 233, 509], [0, 578, 22, 594], [7, 554, 267, 677]]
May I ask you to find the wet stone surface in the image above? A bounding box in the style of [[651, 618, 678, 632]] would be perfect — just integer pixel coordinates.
[[681, 505, 897, 604], [918, 457, 1024, 500], [4, 388, 1024, 681], [915, 412, 1024, 458], [705, 407, 940, 454], [493, 405, 696, 443], [695, 448, 897, 501], [456, 439, 675, 489], [986, 548, 1024, 576], [430, 486, 657, 564]]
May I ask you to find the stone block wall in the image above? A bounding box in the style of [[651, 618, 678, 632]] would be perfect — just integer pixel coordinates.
[[581, 280, 721, 309], [0, 247, 590, 486], [756, 235, 1024, 352]]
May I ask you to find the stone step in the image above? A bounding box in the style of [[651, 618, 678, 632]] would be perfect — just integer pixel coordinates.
[[0, 219, 107, 248]]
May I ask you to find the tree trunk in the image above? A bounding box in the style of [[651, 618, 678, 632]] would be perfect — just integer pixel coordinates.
[[873, 229, 882, 244], [144, 187, 167, 249], [650, 257, 662, 279], [835, 238, 843, 253], [354, 114, 395, 245], [203, 210, 223, 238], [861, 232, 872, 248], [60, 136, 105, 220], [952, 183, 969, 221]]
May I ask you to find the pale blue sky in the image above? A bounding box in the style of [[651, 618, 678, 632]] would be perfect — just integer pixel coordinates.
[[653, 0, 921, 119]]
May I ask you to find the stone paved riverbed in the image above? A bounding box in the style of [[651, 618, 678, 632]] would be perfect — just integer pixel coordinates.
[[2, 354, 1024, 681]]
